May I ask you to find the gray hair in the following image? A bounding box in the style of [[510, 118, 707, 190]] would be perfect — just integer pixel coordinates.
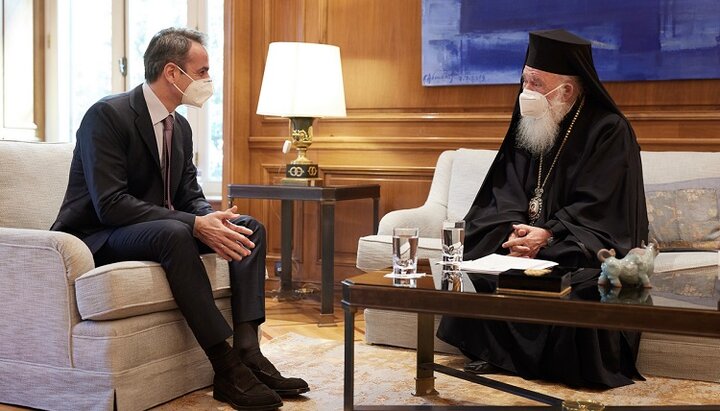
[[144, 27, 207, 82]]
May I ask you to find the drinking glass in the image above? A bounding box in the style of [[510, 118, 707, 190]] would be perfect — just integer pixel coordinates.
[[392, 227, 420, 276], [441, 220, 465, 291]]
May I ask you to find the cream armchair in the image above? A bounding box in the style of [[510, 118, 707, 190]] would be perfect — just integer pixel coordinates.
[[356, 149, 498, 272], [356, 147, 720, 383], [0, 140, 231, 411]]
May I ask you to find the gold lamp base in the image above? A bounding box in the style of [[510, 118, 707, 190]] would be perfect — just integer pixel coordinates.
[[281, 163, 320, 186], [285, 163, 319, 179], [282, 117, 322, 186]]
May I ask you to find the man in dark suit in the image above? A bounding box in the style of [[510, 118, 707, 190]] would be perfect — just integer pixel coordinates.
[[51, 27, 307, 410]]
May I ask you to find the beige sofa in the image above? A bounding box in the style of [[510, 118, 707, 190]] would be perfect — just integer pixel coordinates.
[[0, 140, 232, 410], [356, 148, 720, 383]]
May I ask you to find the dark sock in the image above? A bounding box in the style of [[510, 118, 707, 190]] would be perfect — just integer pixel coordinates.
[[234, 321, 306, 390], [205, 341, 234, 375], [234, 321, 264, 365]]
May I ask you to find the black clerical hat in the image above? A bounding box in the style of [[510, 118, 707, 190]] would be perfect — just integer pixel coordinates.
[[523, 29, 620, 116], [525, 30, 591, 76]]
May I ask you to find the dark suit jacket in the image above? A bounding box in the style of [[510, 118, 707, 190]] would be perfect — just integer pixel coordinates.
[[51, 85, 213, 252]]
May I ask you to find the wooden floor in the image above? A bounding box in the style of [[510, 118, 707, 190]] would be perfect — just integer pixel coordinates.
[[0, 291, 364, 411], [260, 290, 365, 342]]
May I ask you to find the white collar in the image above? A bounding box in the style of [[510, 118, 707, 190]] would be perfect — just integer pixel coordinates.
[[142, 82, 173, 126]]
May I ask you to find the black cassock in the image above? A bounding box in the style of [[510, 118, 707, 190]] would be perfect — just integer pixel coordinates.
[[436, 98, 649, 388]]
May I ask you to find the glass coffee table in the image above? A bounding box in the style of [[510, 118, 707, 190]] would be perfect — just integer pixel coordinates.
[[341, 264, 720, 410]]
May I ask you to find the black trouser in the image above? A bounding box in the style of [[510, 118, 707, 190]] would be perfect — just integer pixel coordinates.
[[93, 216, 266, 350]]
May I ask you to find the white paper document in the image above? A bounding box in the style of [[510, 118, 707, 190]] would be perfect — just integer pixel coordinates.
[[459, 253, 558, 274]]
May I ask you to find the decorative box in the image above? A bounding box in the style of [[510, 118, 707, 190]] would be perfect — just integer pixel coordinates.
[[496, 266, 575, 297]]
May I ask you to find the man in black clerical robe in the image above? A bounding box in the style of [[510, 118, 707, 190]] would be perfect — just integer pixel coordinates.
[[436, 29, 649, 389]]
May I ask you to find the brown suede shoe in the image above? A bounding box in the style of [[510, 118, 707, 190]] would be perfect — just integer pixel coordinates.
[[247, 355, 310, 397], [213, 360, 283, 410]]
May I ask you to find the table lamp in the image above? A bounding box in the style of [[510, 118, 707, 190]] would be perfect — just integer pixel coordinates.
[[256, 42, 347, 184]]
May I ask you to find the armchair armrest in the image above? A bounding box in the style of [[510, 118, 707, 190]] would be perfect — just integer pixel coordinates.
[[0, 228, 94, 367], [358, 202, 446, 271], [377, 202, 447, 238]]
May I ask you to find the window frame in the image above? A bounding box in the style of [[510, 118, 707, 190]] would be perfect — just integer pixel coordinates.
[[44, 0, 222, 197], [0, 0, 45, 141]]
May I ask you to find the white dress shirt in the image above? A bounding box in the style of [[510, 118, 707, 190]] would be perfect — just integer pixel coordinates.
[[141, 82, 173, 167]]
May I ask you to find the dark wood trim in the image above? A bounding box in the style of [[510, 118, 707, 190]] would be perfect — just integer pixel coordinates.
[[249, 135, 505, 150], [258, 110, 720, 123]]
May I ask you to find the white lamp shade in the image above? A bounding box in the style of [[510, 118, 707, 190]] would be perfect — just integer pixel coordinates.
[[256, 42, 347, 118]]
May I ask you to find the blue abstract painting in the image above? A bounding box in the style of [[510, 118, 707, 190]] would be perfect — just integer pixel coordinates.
[[422, 0, 720, 86]]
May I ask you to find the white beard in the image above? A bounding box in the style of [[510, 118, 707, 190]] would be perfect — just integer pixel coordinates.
[[516, 97, 573, 156]]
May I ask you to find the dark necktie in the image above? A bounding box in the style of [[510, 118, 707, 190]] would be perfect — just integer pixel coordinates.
[[162, 115, 174, 210]]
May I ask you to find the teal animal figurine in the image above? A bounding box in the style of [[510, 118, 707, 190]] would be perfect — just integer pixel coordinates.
[[597, 240, 659, 288]]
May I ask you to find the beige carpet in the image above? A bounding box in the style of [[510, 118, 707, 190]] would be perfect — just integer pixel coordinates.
[[154, 333, 720, 410]]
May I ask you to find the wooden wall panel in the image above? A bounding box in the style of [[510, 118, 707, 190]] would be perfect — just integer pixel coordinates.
[[225, 0, 720, 290]]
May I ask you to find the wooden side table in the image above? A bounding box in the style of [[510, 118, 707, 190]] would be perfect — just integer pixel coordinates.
[[228, 184, 380, 325]]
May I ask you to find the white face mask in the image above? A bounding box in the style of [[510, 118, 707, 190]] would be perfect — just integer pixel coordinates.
[[173, 65, 214, 108], [518, 83, 566, 119]]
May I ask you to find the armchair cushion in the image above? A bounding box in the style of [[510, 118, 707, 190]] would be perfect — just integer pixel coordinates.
[[75, 254, 230, 321], [72, 298, 231, 372], [645, 178, 720, 251], [0, 141, 73, 230]]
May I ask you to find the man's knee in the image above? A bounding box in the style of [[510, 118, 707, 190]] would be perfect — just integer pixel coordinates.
[[232, 216, 265, 243], [252, 219, 266, 243]]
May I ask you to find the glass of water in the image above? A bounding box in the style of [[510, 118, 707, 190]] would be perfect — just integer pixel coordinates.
[[392, 227, 420, 276], [441, 220, 465, 291]]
